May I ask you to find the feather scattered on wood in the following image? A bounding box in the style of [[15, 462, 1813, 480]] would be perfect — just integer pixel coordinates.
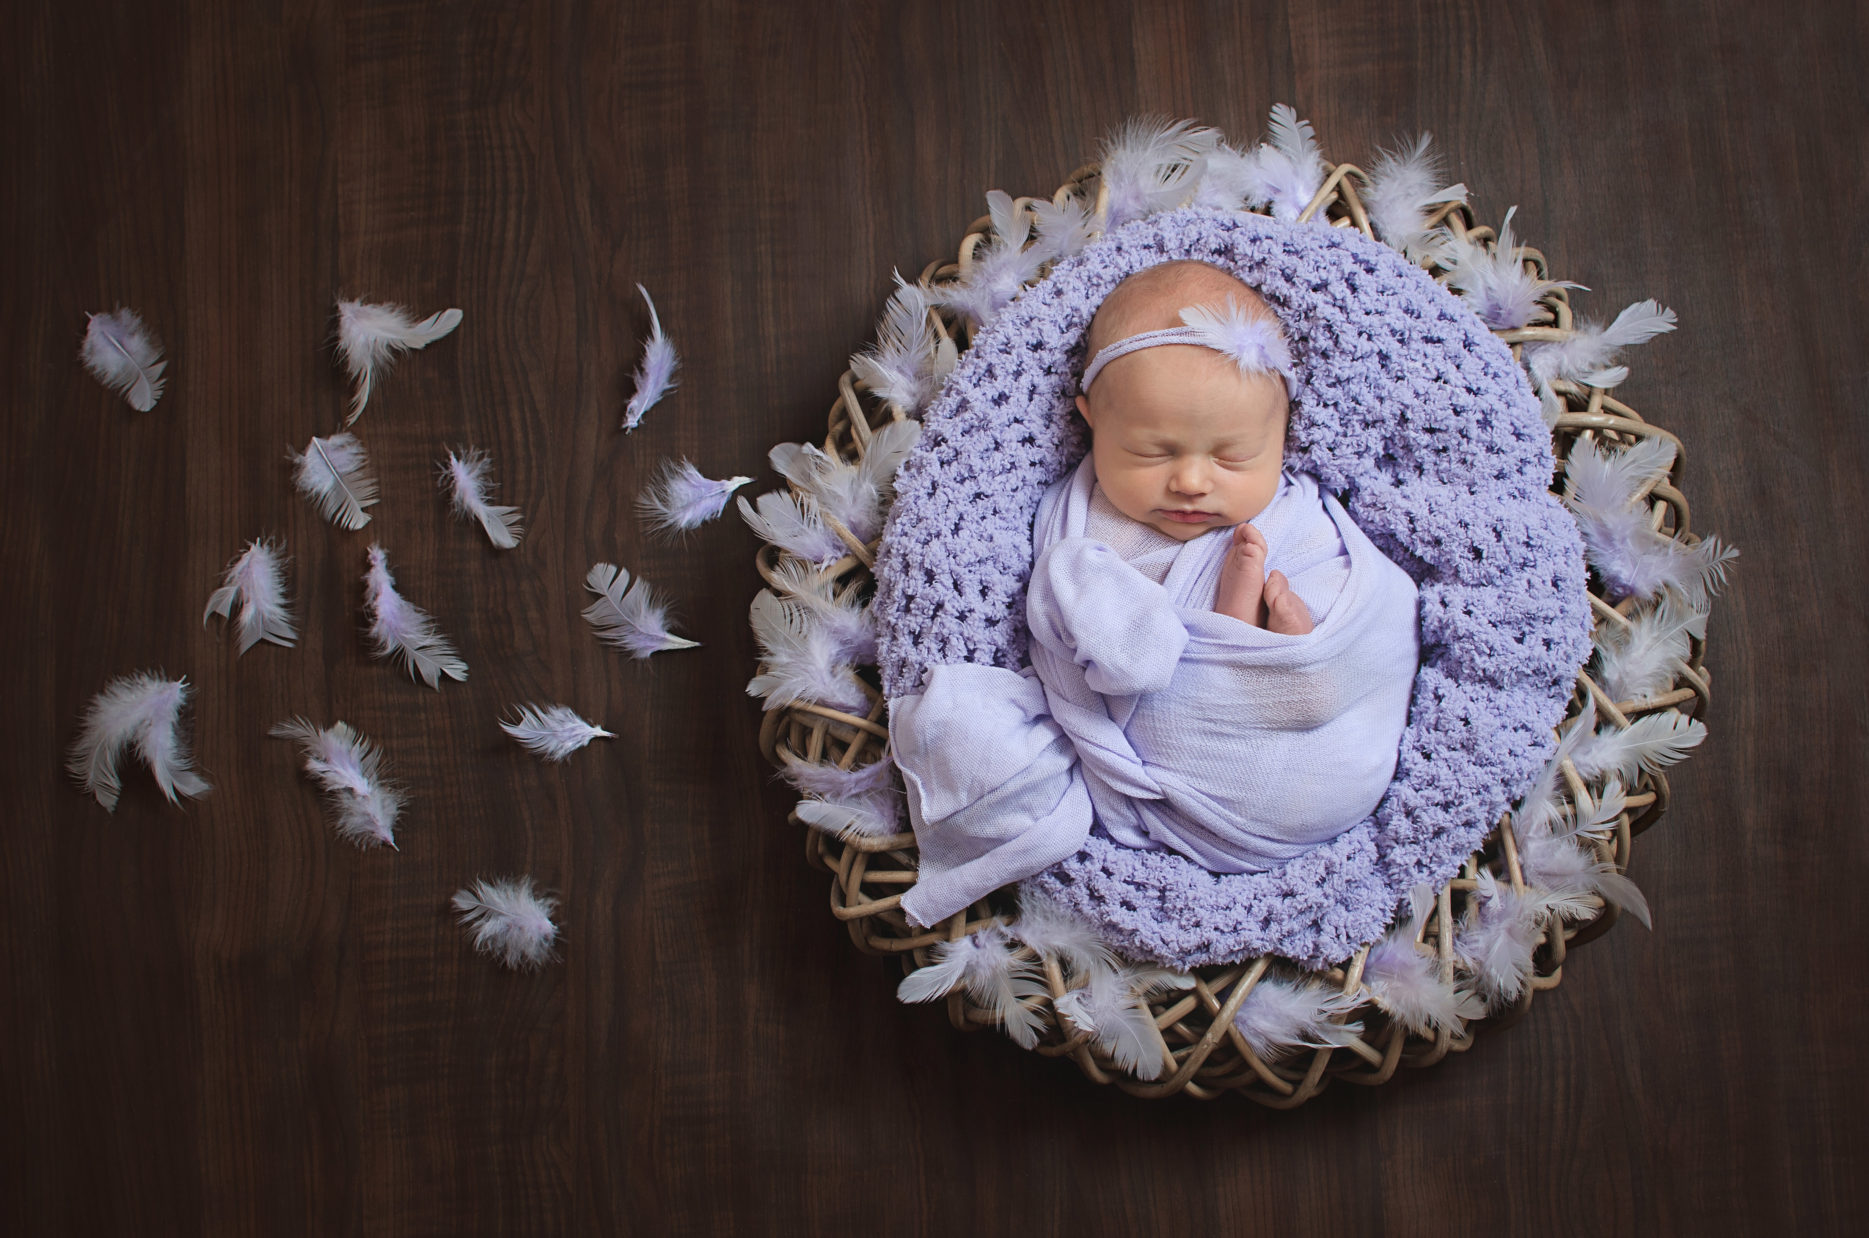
[[1594, 589, 1708, 704], [766, 557, 876, 663], [896, 923, 1047, 1049], [746, 589, 869, 714], [439, 447, 524, 549], [270, 717, 402, 849], [1527, 299, 1678, 392], [1010, 889, 1118, 976], [636, 458, 751, 537], [1433, 206, 1582, 330], [737, 489, 849, 566], [334, 299, 462, 423], [1563, 435, 1737, 604], [453, 877, 560, 970], [1054, 960, 1191, 1080], [581, 562, 698, 658], [849, 271, 956, 415], [933, 190, 1050, 327], [290, 432, 379, 530], [80, 309, 168, 411], [500, 703, 614, 762], [1361, 134, 1468, 262], [67, 672, 211, 811], [1453, 870, 1545, 1010], [1099, 116, 1219, 228], [622, 284, 679, 431], [766, 417, 921, 546], [1231, 973, 1365, 1060], [1242, 104, 1328, 222], [1515, 828, 1653, 929], [363, 544, 468, 687], [204, 537, 296, 654]]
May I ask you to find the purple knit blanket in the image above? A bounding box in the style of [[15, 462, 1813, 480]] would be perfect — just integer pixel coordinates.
[[873, 208, 1592, 969]]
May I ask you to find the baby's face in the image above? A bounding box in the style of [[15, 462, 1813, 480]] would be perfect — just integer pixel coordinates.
[[1075, 343, 1289, 542]]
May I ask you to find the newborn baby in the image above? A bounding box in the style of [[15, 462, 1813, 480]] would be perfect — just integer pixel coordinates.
[[890, 260, 1421, 929]]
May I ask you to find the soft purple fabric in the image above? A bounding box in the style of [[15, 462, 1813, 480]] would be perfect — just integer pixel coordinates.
[[872, 208, 1593, 969]]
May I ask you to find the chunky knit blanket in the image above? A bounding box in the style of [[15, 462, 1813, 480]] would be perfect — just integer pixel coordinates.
[[873, 207, 1593, 969]]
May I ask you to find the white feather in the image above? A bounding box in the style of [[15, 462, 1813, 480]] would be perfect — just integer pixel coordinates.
[[933, 190, 1050, 327], [779, 753, 894, 799], [499, 703, 614, 762], [622, 284, 679, 431], [1098, 116, 1220, 227], [1571, 709, 1708, 784], [581, 562, 698, 658], [1231, 973, 1365, 1060], [1028, 193, 1100, 262], [737, 489, 849, 566], [780, 758, 902, 839], [439, 447, 523, 549], [1361, 134, 1468, 261], [793, 794, 899, 840], [1240, 103, 1328, 222], [1594, 590, 1708, 704], [745, 589, 868, 713], [1362, 928, 1482, 1038], [452, 877, 560, 970], [80, 309, 168, 411], [765, 557, 876, 662], [1187, 142, 1261, 211], [1527, 299, 1678, 390], [66, 671, 210, 811], [1558, 777, 1629, 843], [363, 544, 469, 687], [766, 418, 921, 547], [270, 717, 402, 849], [203, 537, 296, 654], [896, 924, 1046, 1049], [1453, 870, 1545, 1009], [1054, 960, 1190, 1081], [290, 432, 380, 530], [1432, 206, 1582, 329], [1176, 300, 1294, 378], [1563, 436, 1739, 605], [1009, 889, 1118, 976], [1512, 702, 1600, 837], [334, 299, 462, 423], [850, 272, 950, 414], [636, 458, 751, 537], [1516, 829, 1654, 929]]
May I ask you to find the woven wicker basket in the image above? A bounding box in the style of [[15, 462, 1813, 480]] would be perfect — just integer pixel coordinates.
[[753, 150, 1713, 1105]]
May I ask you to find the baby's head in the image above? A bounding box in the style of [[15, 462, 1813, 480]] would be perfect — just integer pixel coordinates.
[[1075, 260, 1292, 542]]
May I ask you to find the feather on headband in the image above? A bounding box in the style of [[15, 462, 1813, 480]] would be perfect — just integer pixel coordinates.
[[1081, 299, 1293, 393]]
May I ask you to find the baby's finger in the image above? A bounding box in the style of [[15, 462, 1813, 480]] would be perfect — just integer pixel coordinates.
[[1234, 522, 1268, 552]]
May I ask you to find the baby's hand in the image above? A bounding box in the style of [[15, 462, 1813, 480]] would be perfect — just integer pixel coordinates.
[[1214, 523, 1269, 626], [1262, 568, 1315, 635]]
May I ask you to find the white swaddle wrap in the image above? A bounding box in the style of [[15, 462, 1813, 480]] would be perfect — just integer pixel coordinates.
[[892, 454, 1420, 928]]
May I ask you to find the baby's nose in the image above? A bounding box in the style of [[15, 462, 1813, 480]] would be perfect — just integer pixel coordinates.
[[1168, 460, 1213, 495]]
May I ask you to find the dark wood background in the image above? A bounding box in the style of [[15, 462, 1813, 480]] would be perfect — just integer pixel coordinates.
[[4, 1, 1863, 1234]]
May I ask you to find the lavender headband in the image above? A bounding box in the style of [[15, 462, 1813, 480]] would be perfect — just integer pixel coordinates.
[[1080, 299, 1295, 393]]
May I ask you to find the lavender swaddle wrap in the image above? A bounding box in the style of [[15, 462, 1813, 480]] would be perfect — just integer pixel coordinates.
[[894, 455, 1419, 928]]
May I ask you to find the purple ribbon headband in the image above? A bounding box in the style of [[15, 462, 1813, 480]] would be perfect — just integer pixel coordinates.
[[1081, 299, 1294, 393]]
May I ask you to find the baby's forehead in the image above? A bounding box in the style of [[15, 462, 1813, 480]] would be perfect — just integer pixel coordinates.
[[1086, 260, 1273, 353]]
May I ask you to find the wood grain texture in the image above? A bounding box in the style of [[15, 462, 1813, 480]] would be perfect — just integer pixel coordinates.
[[3, 1, 1863, 1234]]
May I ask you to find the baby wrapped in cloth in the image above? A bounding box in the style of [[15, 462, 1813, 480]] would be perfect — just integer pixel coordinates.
[[893, 265, 1421, 929]]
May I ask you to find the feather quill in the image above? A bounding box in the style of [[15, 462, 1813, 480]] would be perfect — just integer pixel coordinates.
[[849, 272, 953, 414], [1231, 974, 1366, 1060], [1527, 299, 1678, 391], [746, 589, 869, 713], [581, 562, 698, 658], [1433, 206, 1582, 329], [363, 544, 468, 687], [67, 671, 211, 811], [269, 717, 402, 848], [290, 432, 380, 530], [737, 489, 849, 566], [500, 703, 614, 761], [636, 458, 751, 537], [452, 877, 560, 970], [1098, 116, 1219, 228], [1594, 590, 1708, 704], [80, 308, 168, 411], [622, 284, 679, 431], [1054, 960, 1191, 1080], [1361, 134, 1468, 261], [334, 299, 462, 422], [439, 447, 524, 549], [204, 537, 296, 653], [896, 924, 1047, 1049]]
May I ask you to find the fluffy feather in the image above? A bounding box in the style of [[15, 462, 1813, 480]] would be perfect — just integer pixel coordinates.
[[500, 703, 614, 761], [1010, 889, 1118, 976], [767, 556, 876, 662], [792, 793, 900, 840], [439, 447, 523, 549], [1361, 134, 1468, 261], [581, 562, 699, 658], [1187, 142, 1261, 211], [1571, 709, 1707, 784], [1099, 116, 1220, 228], [66, 672, 210, 811], [1433, 207, 1582, 329], [622, 284, 679, 431], [636, 458, 751, 537], [1054, 960, 1191, 1081], [896, 924, 1047, 1049], [270, 717, 402, 848], [1527, 299, 1678, 391], [778, 753, 895, 799], [1177, 300, 1294, 378], [334, 299, 462, 423], [745, 589, 869, 713], [1453, 870, 1545, 1010], [766, 418, 921, 546], [1240, 104, 1328, 222], [203, 537, 296, 654], [363, 544, 469, 687], [849, 272, 954, 414], [1362, 927, 1482, 1038], [933, 190, 1050, 327], [1028, 193, 1100, 263], [290, 432, 380, 530], [737, 489, 849, 566], [1512, 702, 1598, 837], [80, 308, 168, 411], [1231, 973, 1366, 1060], [1563, 436, 1739, 604], [1559, 777, 1629, 843], [1516, 828, 1653, 929], [452, 877, 560, 970], [1594, 590, 1708, 703]]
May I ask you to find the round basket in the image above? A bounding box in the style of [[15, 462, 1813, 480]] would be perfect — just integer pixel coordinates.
[[750, 119, 1723, 1105]]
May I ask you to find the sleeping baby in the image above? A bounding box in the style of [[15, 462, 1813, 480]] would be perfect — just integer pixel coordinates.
[[891, 260, 1421, 929]]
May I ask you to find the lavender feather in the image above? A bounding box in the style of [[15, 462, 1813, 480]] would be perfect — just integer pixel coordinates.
[[637, 458, 751, 536], [67, 671, 210, 811], [623, 284, 678, 431], [581, 562, 698, 658], [80, 309, 168, 411]]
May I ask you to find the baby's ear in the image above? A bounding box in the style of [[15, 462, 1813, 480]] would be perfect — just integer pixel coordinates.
[[1074, 393, 1094, 428]]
